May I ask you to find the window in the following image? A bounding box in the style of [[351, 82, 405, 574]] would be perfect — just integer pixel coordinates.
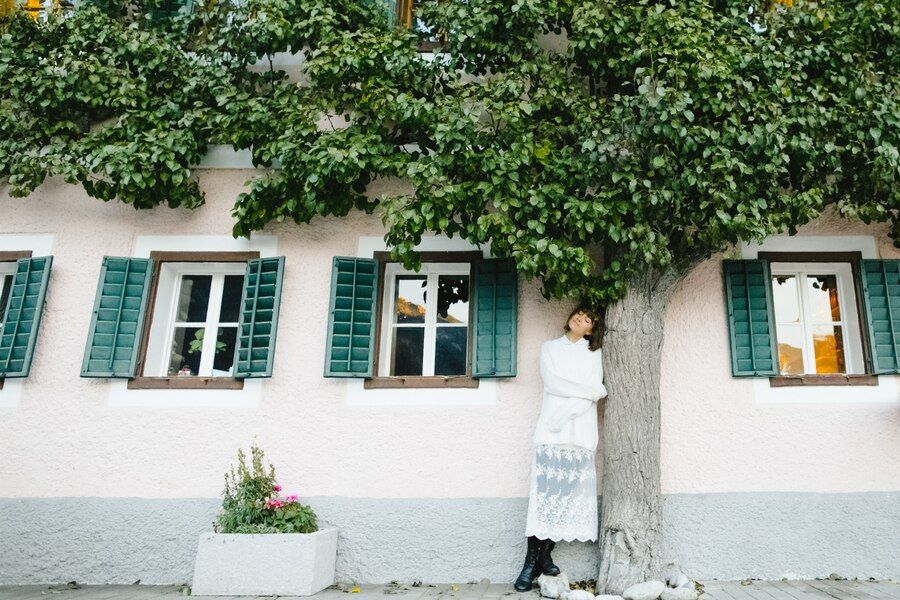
[[82, 251, 285, 386], [324, 251, 517, 385], [143, 263, 245, 379], [724, 251, 897, 385], [770, 262, 865, 376], [0, 262, 17, 340], [131, 252, 255, 389], [379, 262, 471, 378]]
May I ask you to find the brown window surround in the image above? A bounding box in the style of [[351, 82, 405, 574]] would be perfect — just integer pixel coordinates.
[[364, 250, 483, 390], [127, 251, 259, 391], [758, 251, 878, 387], [0, 251, 34, 391]]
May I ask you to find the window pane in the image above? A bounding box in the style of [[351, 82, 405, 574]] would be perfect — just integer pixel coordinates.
[[435, 327, 467, 376], [437, 275, 469, 324], [812, 325, 846, 374], [776, 324, 804, 375], [807, 275, 841, 322], [0, 275, 12, 332], [175, 275, 212, 322], [212, 327, 238, 375], [219, 275, 244, 323], [771, 275, 799, 323], [168, 326, 205, 376], [391, 327, 424, 375], [395, 276, 426, 324]]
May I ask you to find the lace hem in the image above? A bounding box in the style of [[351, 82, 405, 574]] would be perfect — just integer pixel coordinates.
[[525, 444, 598, 542]]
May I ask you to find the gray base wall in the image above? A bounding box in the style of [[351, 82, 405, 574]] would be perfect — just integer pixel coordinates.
[[0, 493, 898, 585]]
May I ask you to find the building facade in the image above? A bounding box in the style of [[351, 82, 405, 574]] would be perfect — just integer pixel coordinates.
[[0, 164, 898, 585]]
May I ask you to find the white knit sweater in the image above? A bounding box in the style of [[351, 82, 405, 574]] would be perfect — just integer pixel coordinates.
[[532, 334, 607, 451]]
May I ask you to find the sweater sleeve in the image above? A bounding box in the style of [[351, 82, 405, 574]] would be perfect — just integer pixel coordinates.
[[543, 349, 607, 430], [540, 342, 607, 401]]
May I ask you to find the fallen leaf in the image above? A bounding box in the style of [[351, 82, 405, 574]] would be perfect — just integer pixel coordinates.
[[351, 586, 361, 593]]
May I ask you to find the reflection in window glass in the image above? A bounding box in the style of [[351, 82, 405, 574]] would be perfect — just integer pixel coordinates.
[[807, 275, 841, 322], [392, 327, 424, 375], [436, 275, 469, 324], [168, 326, 204, 376], [775, 324, 804, 375], [175, 275, 212, 322], [772, 275, 800, 323], [812, 325, 846, 374], [435, 327, 467, 375], [213, 327, 238, 375], [0, 275, 12, 335], [219, 275, 244, 323], [395, 276, 426, 324]]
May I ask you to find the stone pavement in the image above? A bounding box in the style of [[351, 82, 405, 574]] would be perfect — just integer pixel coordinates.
[[0, 580, 898, 600]]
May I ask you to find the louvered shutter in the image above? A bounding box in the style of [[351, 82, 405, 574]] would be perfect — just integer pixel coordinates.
[[723, 260, 779, 377], [0, 257, 53, 378], [860, 259, 900, 374], [324, 257, 379, 378], [472, 259, 518, 378], [81, 257, 154, 378], [234, 257, 285, 378]]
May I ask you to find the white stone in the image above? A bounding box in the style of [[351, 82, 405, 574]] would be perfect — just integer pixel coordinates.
[[537, 573, 570, 599], [191, 529, 337, 596], [622, 580, 666, 600], [596, 595, 625, 600], [660, 588, 697, 600], [569, 590, 595, 600], [670, 574, 691, 589]]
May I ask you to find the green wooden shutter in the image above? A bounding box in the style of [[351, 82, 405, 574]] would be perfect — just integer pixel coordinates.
[[723, 259, 779, 377], [234, 257, 285, 378], [0, 257, 53, 378], [324, 257, 378, 378], [860, 259, 900, 374], [81, 257, 154, 378], [472, 258, 518, 378]]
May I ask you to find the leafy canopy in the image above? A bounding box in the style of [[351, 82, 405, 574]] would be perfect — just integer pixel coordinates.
[[1, 0, 897, 304]]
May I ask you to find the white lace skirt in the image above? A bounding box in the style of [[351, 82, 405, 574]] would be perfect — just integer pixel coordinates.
[[525, 444, 598, 542]]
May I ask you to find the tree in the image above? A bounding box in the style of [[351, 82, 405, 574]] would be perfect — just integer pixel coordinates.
[[1, 0, 897, 591]]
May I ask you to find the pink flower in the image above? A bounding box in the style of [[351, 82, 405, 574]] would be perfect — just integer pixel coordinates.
[[273, 484, 282, 492], [284, 494, 298, 503], [265, 498, 284, 510]]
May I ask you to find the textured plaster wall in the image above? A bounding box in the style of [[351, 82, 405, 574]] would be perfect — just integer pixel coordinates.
[[0, 173, 590, 502], [0, 497, 602, 585], [660, 208, 900, 496], [1, 175, 899, 586]]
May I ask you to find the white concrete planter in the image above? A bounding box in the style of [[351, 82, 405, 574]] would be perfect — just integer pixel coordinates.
[[191, 528, 338, 596]]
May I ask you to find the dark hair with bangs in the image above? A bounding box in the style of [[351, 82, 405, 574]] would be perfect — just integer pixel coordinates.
[[563, 305, 603, 351]]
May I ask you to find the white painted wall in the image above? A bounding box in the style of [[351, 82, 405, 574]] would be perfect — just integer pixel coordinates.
[[0, 174, 896, 503]]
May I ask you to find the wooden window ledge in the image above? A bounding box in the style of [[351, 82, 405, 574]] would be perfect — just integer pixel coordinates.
[[769, 374, 879, 387], [364, 375, 479, 389], [127, 377, 245, 390]]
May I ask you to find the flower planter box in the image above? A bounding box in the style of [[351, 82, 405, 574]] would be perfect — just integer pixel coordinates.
[[191, 528, 338, 596]]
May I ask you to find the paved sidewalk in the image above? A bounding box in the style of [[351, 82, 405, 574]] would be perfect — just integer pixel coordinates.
[[0, 580, 898, 600]]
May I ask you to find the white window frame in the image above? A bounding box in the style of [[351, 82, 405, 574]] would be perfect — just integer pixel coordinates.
[[0, 261, 18, 338], [770, 262, 865, 375], [377, 262, 472, 377], [143, 262, 246, 378]]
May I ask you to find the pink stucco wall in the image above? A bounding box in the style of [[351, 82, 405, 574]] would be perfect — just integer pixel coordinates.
[[0, 173, 896, 501]]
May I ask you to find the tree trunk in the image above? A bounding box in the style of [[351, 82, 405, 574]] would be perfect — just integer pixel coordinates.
[[597, 267, 685, 594]]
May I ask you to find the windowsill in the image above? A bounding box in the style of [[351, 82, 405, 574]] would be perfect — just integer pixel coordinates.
[[364, 375, 479, 389], [127, 377, 245, 390], [769, 374, 879, 387]]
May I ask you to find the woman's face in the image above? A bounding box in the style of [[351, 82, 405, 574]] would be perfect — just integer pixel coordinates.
[[567, 310, 594, 338]]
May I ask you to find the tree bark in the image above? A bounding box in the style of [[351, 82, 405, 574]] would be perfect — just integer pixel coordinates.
[[597, 266, 686, 594]]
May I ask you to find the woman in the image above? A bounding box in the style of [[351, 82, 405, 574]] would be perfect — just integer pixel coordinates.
[[514, 306, 607, 592]]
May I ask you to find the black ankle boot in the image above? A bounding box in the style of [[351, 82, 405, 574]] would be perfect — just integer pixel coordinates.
[[539, 539, 560, 576], [514, 536, 542, 592]]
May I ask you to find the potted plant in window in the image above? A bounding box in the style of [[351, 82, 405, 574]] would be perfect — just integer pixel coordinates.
[[191, 444, 337, 596]]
